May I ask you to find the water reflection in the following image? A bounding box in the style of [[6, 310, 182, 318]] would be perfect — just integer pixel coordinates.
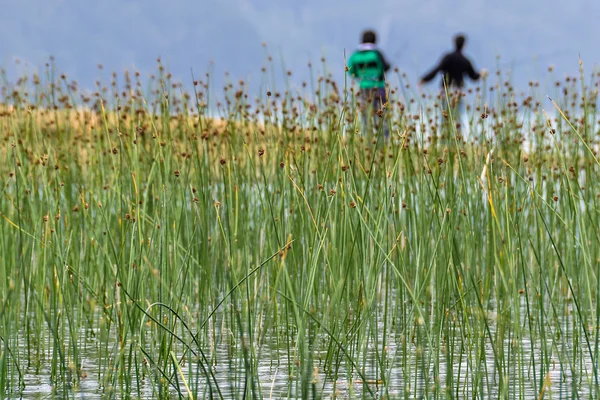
[[12, 297, 596, 399]]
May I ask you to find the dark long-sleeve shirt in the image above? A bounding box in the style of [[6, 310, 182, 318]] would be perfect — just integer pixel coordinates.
[[421, 50, 480, 88]]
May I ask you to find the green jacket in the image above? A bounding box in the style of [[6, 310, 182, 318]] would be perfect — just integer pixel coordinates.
[[347, 44, 391, 89]]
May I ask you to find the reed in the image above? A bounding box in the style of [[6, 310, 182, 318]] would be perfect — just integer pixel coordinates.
[[0, 57, 599, 398]]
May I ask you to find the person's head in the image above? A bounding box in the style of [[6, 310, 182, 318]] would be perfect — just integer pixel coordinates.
[[361, 30, 377, 44], [454, 34, 466, 51]]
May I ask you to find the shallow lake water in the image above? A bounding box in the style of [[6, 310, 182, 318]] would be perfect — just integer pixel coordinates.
[[8, 295, 596, 399]]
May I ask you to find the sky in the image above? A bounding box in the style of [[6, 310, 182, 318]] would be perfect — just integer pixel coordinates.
[[1, 0, 599, 99]]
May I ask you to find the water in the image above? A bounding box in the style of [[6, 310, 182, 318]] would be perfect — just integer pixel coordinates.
[[7, 294, 596, 399]]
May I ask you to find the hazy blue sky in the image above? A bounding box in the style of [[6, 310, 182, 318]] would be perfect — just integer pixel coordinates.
[[1, 0, 598, 95]]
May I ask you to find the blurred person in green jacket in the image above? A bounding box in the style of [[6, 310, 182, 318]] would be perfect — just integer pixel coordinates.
[[348, 29, 391, 138]]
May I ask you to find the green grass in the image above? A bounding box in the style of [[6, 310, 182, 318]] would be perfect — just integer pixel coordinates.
[[0, 58, 600, 398]]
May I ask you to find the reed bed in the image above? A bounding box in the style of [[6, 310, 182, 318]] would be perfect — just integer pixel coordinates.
[[0, 58, 600, 399]]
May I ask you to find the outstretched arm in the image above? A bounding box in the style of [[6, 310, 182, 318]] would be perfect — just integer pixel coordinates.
[[420, 56, 445, 83], [466, 59, 480, 81]]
